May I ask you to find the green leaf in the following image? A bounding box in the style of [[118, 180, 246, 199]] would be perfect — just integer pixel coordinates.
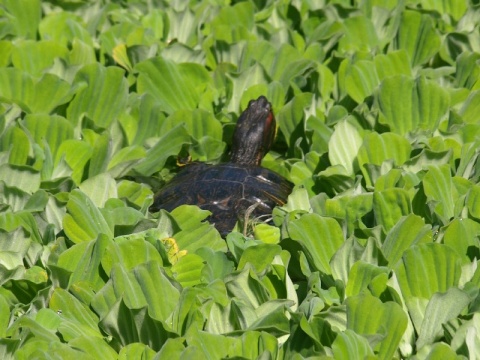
[[332, 329, 375, 359], [79, 173, 117, 208], [134, 124, 190, 176], [420, 0, 468, 20], [171, 253, 204, 287], [422, 165, 455, 223], [376, 76, 449, 135], [338, 16, 379, 53], [99, 298, 177, 351], [345, 261, 389, 297], [39, 12, 93, 47], [346, 292, 408, 360], [443, 218, 480, 259], [68, 336, 118, 360], [396, 243, 462, 299], [0, 69, 73, 114], [55, 140, 92, 184], [288, 214, 345, 275], [225, 268, 270, 308], [227, 63, 270, 113], [345, 60, 379, 103], [23, 114, 74, 160], [0, 165, 40, 194], [416, 287, 470, 349], [328, 119, 363, 175], [88, 132, 112, 177], [2, 0, 41, 40], [136, 57, 211, 115], [11, 40, 68, 76], [459, 90, 480, 124], [63, 190, 114, 243], [237, 243, 282, 273], [0, 126, 30, 165], [374, 50, 412, 81], [67, 64, 128, 128], [382, 214, 432, 266], [395, 10, 441, 67], [57, 235, 109, 291], [395, 243, 462, 332], [358, 132, 411, 186], [49, 289, 102, 340], [170, 205, 226, 253], [373, 188, 412, 232], [276, 93, 313, 147]]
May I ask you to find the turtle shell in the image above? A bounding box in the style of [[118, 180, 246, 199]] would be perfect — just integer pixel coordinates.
[[149, 162, 293, 236]]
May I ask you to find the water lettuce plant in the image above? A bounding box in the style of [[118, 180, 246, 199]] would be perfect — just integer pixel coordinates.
[[0, 0, 479, 358]]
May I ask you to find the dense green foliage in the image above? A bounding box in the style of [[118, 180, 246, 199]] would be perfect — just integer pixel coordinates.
[[0, 0, 480, 358]]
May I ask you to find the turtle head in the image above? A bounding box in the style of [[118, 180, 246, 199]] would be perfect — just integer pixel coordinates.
[[230, 96, 276, 166]]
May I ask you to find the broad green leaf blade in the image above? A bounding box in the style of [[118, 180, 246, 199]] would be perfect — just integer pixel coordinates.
[[395, 243, 462, 299], [49, 289, 103, 340], [395, 243, 462, 332], [136, 57, 211, 114], [39, 12, 93, 47], [23, 114, 74, 160], [68, 336, 118, 360], [276, 93, 312, 147], [101, 231, 164, 275], [288, 213, 345, 275], [0, 69, 75, 114], [129, 94, 165, 146], [420, 0, 468, 20], [443, 218, 480, 259], [225, 268, 270, 308], [459, 90, 480, 124], [3, 0, 41, 40], [169, 205, 226, 252], [57, 235, 109, 291], [132, 261, 181, 322], [338, 16, 379, 53], [88, 132, 112, 177], [345, 261, 389, 297], [63, 190, 114, 243], [171, 253, 204, 287], [99, 298, 177, 351], [376, 76, 449, 135], [345, 60, 379, 103], [0, 165, 40, 194], [382, 214, 432, 266], [373, 188, 412, 232], [416, 287, 470, 349], [11, 40, 68, 76], [67, 64, 128, 128], [134, 124, 190, 176], [79, 173, 117, 208], [347, 292, 408, 360], [328, 119, 363, 175], [55, 139, 92, 185], [358, 132, 411, 167], [237, 244, 282, 273], [0, 127, 30, 165], [358, 132, 411, 187], [422, 165, 455, 223], [395, 10, 441, 67], [332, 329, 375, 359], [374, 50, 412, 81]]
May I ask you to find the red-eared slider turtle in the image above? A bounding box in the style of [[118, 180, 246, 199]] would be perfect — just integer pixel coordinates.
[[149, 96, 293, 236]]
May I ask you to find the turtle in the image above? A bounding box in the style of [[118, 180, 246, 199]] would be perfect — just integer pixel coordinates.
[[149, 96, 293, 236]]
